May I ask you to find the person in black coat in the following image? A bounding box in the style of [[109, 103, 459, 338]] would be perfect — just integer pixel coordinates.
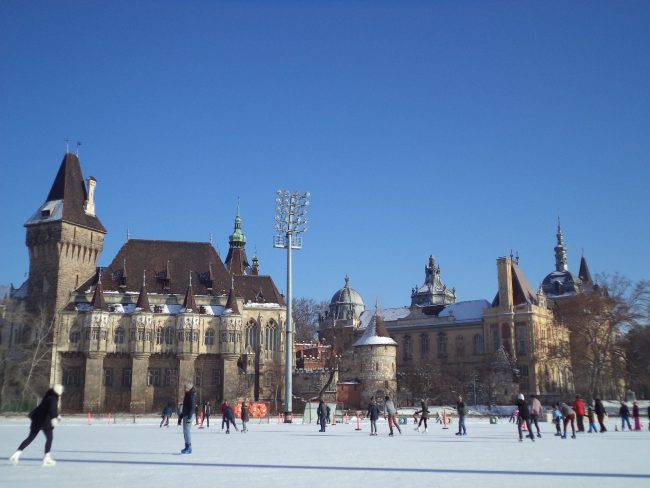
[[178, 383, 197, 453], [10, 384, 63, 466], [516, 393, 535, 442], [223, 401, 239, 433], [594, 398, 607, 433], [367, 397, 380, 436], [317, 399, 327, 432]]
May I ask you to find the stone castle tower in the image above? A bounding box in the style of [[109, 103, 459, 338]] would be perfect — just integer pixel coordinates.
[[352, 310, 397, 407], [24, 153, 106, 318]]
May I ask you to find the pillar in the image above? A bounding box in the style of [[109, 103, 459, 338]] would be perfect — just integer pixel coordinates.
[[129, 353, 150, 413], [177, 354, 197, 403], [221, 353, 240, 402], [82, 352, 105, 413]]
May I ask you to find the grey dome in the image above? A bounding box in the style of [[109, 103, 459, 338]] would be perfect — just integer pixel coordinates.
[[329, 275, 365, 320], [541, 270, 582, 297]]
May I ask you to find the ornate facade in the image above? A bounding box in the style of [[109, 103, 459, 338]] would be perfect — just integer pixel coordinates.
[[10, 153, 287, 413]]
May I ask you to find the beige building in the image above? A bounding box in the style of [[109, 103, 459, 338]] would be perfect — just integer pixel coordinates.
[[8, 153, 287, 413]]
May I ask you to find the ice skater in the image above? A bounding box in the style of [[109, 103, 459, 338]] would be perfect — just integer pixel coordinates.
[[572, 395, 586, 433], [455, 396, 467, 436], [367, 396, 379, 436], [414, 399, 429, 433], [559, 402, 576, 439], [529, 394, 542, 438], [552, 403, 562, 436], [587, 405, 598, 433], [317, 398, 327, 432], [9, 384, 63, 466], [160, 403, 173, 427], [516, 393, 534, 442], [178, 382, 196, 454], [203, 401, 211, 428], [240, 400, 250, 433], [619, 402, 632, 431], [594, 398, 607, 432], [632, 401, 641, 431], [223, 401, 238, 433], [383, 395, 401, 436]]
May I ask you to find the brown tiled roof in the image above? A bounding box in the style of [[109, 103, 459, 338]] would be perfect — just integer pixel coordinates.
[[183, 284, 197, 311], [225, 286, 240, 314], [578, 256, 592, 284], [225, 245, 250, 276], [136, 283, 150, 310], [37, 153, 106, 233], [492, 262, 538, 307], [91, 274, 107, 310], [77, 239, 285, 305]]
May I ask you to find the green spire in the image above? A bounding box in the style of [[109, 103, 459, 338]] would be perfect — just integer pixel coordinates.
[[229, 198, 246, 244]]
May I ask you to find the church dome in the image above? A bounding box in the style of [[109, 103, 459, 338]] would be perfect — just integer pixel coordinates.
[[329, 275, 365, 320]]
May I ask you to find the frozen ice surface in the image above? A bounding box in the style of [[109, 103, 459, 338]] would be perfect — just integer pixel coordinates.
[[1, 416, 649, 488]]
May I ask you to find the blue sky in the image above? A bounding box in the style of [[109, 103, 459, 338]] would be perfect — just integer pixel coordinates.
[[1, 1, 649, 308]]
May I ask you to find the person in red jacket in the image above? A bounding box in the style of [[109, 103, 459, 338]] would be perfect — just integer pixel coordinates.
[[572, 394, 586, 433]]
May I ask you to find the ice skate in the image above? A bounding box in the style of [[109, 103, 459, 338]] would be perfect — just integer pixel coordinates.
[[423, 428, 428, 434], [536, 433, 541, 438], [9, 450, 22, 465], [414, 427, 420, 432], [571, 433, 576, 439], [42, 453, 56, 467]]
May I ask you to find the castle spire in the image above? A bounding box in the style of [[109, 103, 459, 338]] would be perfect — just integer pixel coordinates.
[[182, 271, 197, 311], [225, 199, 250, 275], [136, 269, 150, 310], [554, 218, 569, 272], [91, 269, 107, 311], [225, 276, 240, 314]]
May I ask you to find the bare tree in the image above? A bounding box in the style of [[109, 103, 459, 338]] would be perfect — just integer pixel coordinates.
[[292, 297, 327, 343]]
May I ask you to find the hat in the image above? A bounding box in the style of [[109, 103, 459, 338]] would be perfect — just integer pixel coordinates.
[[185, 382, 193, 390], [517, 393, 524, 400], [53, 384, 64, 396]]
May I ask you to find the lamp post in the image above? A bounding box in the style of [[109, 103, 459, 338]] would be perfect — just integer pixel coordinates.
[[273, 190, 309, 422]]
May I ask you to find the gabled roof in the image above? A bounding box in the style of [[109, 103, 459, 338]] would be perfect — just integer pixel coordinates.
[[25, 153, 106, 233], [492, 261, 538, 307]]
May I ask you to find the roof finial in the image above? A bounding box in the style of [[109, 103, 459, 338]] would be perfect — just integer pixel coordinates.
[[97, 267, 102, 284], [344, 274, 350, 287], [143, 269, 146, 287], [375, 298, 379, 315], [209, 232, 213, 244], [75, 141, 82, 156], [189, 270, 192, 287], [126, 228, 130, 241], [231, 274, 235, 290], [64, 137, 69, 154]]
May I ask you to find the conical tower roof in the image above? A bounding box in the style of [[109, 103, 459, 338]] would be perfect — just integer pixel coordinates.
[[136, 271, 150, 310], [91, 271, 107, 311], [225, 278, 240, 314], [353, 311, 396, 347], [182, 272, 197, 312]]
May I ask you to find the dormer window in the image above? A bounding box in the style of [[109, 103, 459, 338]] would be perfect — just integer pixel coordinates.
[[41, 209, 51, 218]]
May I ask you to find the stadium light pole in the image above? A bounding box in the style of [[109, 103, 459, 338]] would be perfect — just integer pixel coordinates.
[[273, 190, 309, 423]]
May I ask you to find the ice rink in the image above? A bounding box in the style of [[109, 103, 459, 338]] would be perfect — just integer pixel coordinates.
[[1, 415, 649, 488]]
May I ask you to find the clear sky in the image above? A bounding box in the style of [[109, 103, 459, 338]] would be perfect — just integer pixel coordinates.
[[1, 1, 649, 308]]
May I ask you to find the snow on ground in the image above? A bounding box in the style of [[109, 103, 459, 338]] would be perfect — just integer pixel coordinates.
[[1, 416, 649, 488]]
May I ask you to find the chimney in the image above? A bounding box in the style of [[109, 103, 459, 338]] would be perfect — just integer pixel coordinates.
[[84, 176, 96, 217], [497, 257, 514, 310]]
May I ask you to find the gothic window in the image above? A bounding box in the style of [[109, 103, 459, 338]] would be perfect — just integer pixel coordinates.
[[265, 320, 278, 351], [122, 368, 132, 387], [473, 334, 484, 354], [420, 334, 429, 357], [137, 329, 145, 341], [245, 319, 258, 349], [437, 333, 447, 356], [91, 329, 101, 341], [165, 327, 174, 345], [63, 367, 81, 387], [185, 331, 193, 342], [114, 327, 125, 344], [518, 364, 529, 390], [455, 335, 465, 357], [155, 328, 162, 345], [205, 328, 215, 346], [516, 325, 527, 355], [164, 368, 178, 386], [103, 368, 113, 387], [195, 369, 202, 387], [403, 335, 412, 359], [69, 328, 80, 343], [212, 369, 222, 386]]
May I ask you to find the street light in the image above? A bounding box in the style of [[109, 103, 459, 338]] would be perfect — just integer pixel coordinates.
[[273, 190, 310, 422]]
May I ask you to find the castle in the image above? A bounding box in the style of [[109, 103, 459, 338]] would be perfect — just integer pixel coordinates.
[[6, 153, 287, 413]]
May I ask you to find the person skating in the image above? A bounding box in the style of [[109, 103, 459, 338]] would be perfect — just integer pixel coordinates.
[[552, 403, 562, 436], [632, 401, 641, 431], [203, 401, 211, 428], [383, 395, 401, 436], [367, 397, 379, 436], [594, 398, 607, 432], [572, 395, 586, 433], [326, 404, 332, 425], [516, 393, 535, 442], [195, 402, 201, 426], [160, 403, 173, 428], [559, 402, 576, 439], [317, 398, 327, 432], [178, 383, 196, 454], [529, 394, 542, 438], [619, 402, 632, 431], [220, 400, 227, 430], [223, 401, 238, 433], [414, 400, 429, 433], [455, 396, 467, 436], [240, 400, 250, 433], [587, 405, 598, 433], [9, 384, 63, 466]]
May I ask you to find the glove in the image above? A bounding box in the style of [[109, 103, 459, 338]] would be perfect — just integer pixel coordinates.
[[51, 418, 59, 427]]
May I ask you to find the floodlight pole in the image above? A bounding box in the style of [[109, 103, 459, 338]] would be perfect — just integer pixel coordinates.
[[273, 191, 309, 423]]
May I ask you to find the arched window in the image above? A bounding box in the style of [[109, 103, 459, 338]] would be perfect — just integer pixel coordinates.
[[437, 333, 447, 356], [455, 335, 465, 356], [265, 320, 278, 351], [204, 328, 215, 346], [419, 334, 429, 357], [155, 327, 163, 345], [403, 335, 412, 359], [165, 327, 174, 345], [473, 334, 484, 354], [114, 327, 124, 344], [245, 319, 258, 349], [69, 328, 80, 343]]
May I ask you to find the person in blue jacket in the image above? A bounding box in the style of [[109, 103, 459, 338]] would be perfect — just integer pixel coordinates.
[[317, 399, 327, 432], [178, 383, 196, 454], [223, 401, 239, 433], [160, 403, 173, 428], [367, 396, 380, 436]]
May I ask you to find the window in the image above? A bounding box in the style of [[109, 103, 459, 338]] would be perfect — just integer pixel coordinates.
[[147, 368, 160, 387], [419, 334, 429, 357], [403, 335, 412, 359], [205, 328, 215, 346], [114, 327, 125, 344], [63, 367, 81, 387], [165, 327, 174, 345], [491, 327, 500, 352], [103, 368, 113, 387], [265, 320, 278, 351], [164, 368, 178, 386], [473, 334, 484, 355], [437, 333, 447, 356], [137, 329, 145, 341], [195, 369, 202, 387], [516, 325, 527, 355], [91, 329, 100, 340], [69, 328, 80, 343], [156, 328, 163, 345], [455, 335, 465, 357], [122, 368, 132, 387], [212, 369, 222, 386], [245, 320, 258, 349]]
